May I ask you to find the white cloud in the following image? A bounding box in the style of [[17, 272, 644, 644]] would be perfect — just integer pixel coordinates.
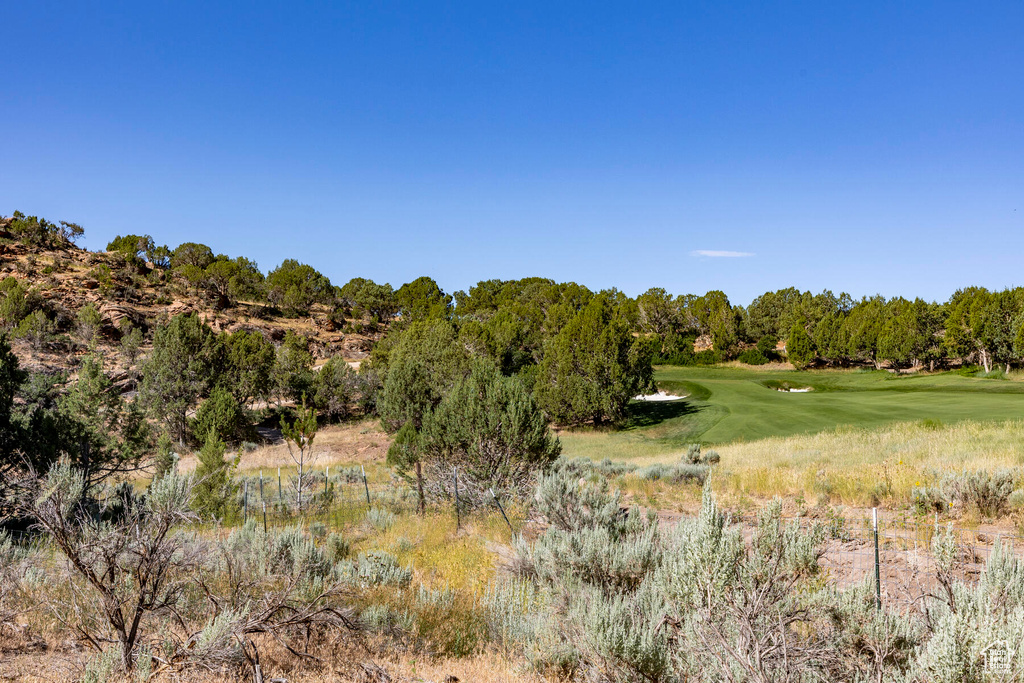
[[690, 250, 755, 258]]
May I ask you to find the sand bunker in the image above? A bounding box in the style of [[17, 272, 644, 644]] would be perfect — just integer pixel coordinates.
[[634, 391, 685, 401]]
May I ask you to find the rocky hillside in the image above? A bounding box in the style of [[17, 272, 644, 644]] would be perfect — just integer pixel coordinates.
[[0, 216, 382, 384]]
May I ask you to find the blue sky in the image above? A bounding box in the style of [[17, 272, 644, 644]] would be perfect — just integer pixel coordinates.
[[2, 2, 1021, 305]]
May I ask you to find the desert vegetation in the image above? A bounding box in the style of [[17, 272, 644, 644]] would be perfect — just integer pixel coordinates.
[[3, 210, 1024, 680]]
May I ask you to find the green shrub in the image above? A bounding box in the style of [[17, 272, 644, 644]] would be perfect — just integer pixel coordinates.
[[636, 462, 708, 485], [76, 303, 103, 342], [756, 334, 779, 359], [913, 485, 946, 514], [191, 386, 249, 445], [13, 310, 56, 349], [692, 349, 721, 365], [342, 551, 412, 588], [737, 348, 769, 365], [941, 468, 1020, 517], [324, 532, 350, 562], [683, 443, 719, 466], [191, 430, 238, 519], [366, 506, 396, 531]]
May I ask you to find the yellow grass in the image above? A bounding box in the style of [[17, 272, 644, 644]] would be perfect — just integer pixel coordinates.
[[177, 419, 391, 476], [630, 419, 1024, 509]]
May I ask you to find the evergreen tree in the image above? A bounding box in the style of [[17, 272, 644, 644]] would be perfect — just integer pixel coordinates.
[[311, 356, 354, 422], [139, 313, 223, 443], [535, 294, 654, 426], [420, 360, 560, 498], [0, 336, 27, 513], [339, 277, 397, 321], [386, 421, 425, 513], [265, 259, 333, 316], [281, 397, 317, 511], [786, 322, 815, 370], [152, 431, 177, 481], [224, 329, 275, 407], [395, 276, 453, 322], [59, 355, 151, 482], [191, 385, 248, 445], [191, 429, 236, 519], [273, 330, 313, 402], [376, 319, 470, 432], [76, 303, 103, 344], [843, 296, 886, 369]]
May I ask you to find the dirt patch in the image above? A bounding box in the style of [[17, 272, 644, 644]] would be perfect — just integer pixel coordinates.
[[177, 419, 391, 473]]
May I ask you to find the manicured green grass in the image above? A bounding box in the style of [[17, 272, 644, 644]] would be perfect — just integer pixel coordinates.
[[560, 365, 1024, 461]]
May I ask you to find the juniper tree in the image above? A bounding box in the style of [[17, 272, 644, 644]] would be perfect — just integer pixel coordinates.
[[139, 313, 223, 443], [419, 359, 560, 502], [787, 321, 815, 370], [76, 303, 103, 344], [223, 328, 275, 408], [192, 428, 237, 519], [386, 421, 425, 513], [264, 259, 333, 316], [152, 431, 177, 481], [59, 354, 151, 482], [375, 318, 470, 432], [281, 397, 318, 511], [191, 385, 248, 445], [1, 343, 151, 518], [311, 356, 354, 422], [273, 330, 313, 403], [535, 293, 654, 426]]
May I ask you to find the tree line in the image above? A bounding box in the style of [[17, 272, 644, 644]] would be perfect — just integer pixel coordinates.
[[638, 285, 1024, 372], [4, 211, 1024, 520]]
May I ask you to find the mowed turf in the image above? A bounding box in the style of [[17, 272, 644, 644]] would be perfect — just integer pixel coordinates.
[[559, 365, 1024, 461]]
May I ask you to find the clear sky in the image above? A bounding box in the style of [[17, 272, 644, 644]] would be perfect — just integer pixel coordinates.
[[2, 2, 1022, 305]]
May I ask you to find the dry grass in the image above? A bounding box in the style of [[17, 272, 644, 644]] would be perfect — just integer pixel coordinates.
[[384, 651, 543, 682], [0, 628, 538, 682], [177, 419, 391, 475], [629, 419, 1024, 510]]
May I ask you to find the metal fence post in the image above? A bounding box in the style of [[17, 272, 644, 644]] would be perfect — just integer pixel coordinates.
[[873, 507, 882, 610], [262, 502, 268, 534], [361, 465, 371, 506], [244, 480, 249, 523], [491, 488, 513, 535], [278, 467, 282, 503], [454, 466, 461, 531]]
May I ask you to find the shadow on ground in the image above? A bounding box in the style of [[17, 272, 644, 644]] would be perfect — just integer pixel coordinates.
[[627, 399, 701, 428]]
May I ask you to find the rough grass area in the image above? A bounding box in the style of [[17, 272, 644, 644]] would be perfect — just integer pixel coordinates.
[[177, 419, 390, 474], [607, 419, 1024, 517], [560, 365, 1024, 459]]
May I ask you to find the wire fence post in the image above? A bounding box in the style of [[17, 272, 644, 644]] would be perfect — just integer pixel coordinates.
[[453, 466, 461, 531], [873, 507, 882, 610], [361, 465, 371, 506], [259, 470, 264, 501], [262, 501, 268, 534], [243, 480, 249, 523], [278, 467, 282, 503], [491, 487, 513, 535]]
